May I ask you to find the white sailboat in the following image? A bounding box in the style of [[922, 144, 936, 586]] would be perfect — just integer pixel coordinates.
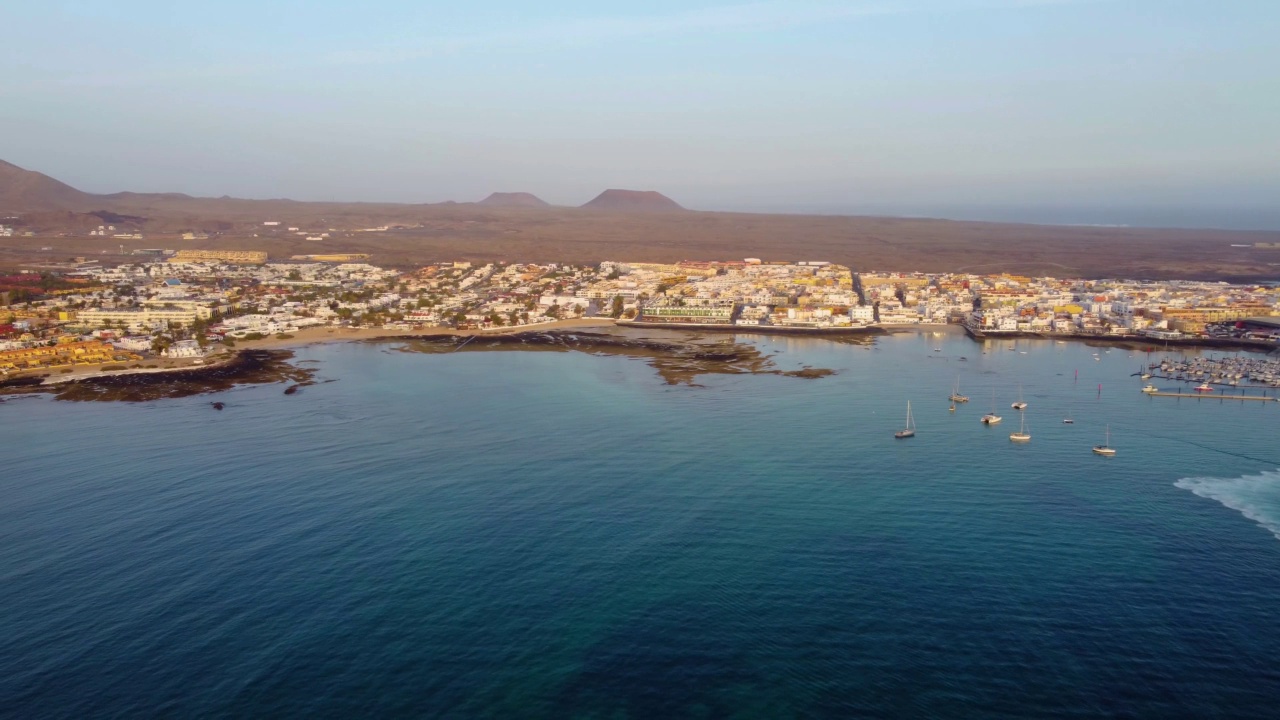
[[1011, 383, 1027, 410], [981, 389, 1002, 425], [949, 376, 969, 403], [1092, 425, 1116, 455], [895, 401, 916, 439], [1010, 413, 1030, 442]]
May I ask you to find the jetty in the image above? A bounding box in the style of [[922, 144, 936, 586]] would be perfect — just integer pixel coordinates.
[[1146, 391, 1277, 402]]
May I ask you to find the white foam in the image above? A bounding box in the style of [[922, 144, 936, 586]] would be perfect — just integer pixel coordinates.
[[1176, 469, 1280, 541]]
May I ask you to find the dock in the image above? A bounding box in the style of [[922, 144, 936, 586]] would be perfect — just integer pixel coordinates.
[[1147, 391, 1278, 402]]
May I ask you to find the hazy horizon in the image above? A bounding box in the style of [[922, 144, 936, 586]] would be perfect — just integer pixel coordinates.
[[4, 0, 1277, 227]]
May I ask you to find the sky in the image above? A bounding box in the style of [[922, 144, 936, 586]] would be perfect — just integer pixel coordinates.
[[2, 0, 1278, 225]]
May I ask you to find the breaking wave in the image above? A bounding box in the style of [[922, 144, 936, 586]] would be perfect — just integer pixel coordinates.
[[1176, 470, 1280, 540]]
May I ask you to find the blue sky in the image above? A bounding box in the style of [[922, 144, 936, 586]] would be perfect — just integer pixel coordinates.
[[2, 0, 1277, 218]]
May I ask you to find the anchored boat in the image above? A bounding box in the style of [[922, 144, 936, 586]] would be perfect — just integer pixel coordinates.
[[1010, 414, 1031, 442], [895, 401, 916, 439], [1093, 425, 1117, 456]]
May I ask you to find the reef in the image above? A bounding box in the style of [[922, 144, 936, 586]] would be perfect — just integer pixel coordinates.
[[0, 350, 315, 402], [382, 330, 838, 386]]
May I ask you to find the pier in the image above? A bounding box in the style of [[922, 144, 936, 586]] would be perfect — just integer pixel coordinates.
[[1147, 391, 1278, 402]]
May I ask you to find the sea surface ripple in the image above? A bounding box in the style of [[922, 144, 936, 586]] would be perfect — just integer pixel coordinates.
[[3, 334, 1280, 718]]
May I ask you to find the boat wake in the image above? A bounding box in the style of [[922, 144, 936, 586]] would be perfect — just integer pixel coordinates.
[[1175, 470, 1280, 541]]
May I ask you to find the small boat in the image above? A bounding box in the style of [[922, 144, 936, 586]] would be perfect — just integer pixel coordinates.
[[933, 347, 942, 352], [1140, 373, 1152, 380], [1194, 383, 1214, 392], [1093, 425, 1117, 456], [982, 389, 1002, 424], [1062, 417, 1074, 424], [895, 400, 916, 439], [1141, 384, 1158, 393], [1009, 414, 1030, 442], [949, 403, 956, 412], [1011, 383, 1027, 410]]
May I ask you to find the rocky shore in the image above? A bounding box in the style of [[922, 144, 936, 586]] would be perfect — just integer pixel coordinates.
[[0, 350, 316, 402], [381, 329, 840, 385]]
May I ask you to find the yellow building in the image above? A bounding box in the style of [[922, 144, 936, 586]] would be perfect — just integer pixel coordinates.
[[1162, 305, 1279, 333], [169, 249, 268, 264], [0, 341, 141, 372]]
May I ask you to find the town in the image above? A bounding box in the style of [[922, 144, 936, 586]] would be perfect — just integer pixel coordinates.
[[2, 250, 1279, 375]]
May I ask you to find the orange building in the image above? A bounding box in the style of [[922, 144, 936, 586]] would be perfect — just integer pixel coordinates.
[[0, 341, 141, 372]]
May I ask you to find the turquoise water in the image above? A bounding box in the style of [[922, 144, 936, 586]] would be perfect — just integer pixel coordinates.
[[4, 332, 1280, 718]]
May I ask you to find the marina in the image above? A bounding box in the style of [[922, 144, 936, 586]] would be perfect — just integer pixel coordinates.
[[1145, 354, 1280, 390], [1146, 391, 1278, 402]]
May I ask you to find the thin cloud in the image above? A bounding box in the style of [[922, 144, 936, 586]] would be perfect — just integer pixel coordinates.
[[45, 0, 1114, 86], [323, 0, 1110, 67]]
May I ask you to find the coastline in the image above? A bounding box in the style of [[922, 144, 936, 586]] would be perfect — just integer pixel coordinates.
[[233, 318, 620, 351], [616, 320, 888, 336], [958, 325, 1280, 353], [5, 319, 1276, 402]]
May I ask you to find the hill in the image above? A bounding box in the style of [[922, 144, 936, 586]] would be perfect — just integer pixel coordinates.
[[2, 159, 1279, 281], [580, 189, 684, 212], [0, 160, 94, 212], [478, 192, 550, 208]]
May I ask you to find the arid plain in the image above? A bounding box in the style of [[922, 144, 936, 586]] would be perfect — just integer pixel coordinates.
[[2, 159, 1278, 280]]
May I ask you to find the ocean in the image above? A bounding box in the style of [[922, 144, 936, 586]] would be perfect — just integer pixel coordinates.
[[4, 332, 1280, 718]]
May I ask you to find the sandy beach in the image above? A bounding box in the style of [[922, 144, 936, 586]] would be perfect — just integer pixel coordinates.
[[233, 318, 620, 351]]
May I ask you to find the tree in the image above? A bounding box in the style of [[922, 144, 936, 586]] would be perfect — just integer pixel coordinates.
[[610, 295, 624, 318]]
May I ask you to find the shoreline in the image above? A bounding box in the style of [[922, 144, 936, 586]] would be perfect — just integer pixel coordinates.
[[958, 325, 1279, 353], [5, 320, 1276, 401], [616, 320, 888, 336]]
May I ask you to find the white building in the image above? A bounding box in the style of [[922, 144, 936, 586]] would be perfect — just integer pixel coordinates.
[[163, 340, 205, 358]]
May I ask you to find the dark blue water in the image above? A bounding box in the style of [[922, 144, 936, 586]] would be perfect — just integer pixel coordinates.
[[5, 333, 1280, 718]]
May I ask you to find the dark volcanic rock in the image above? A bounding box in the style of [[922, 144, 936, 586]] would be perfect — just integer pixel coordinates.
[[0, 350, 315, 402], [383, 330, 836, 386]]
